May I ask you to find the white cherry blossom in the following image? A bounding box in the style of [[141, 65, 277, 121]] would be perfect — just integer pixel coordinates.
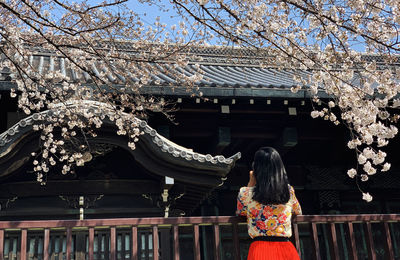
[[2, 0, 400, 201], [170, 0, 400, 200], [362, 192, 373, 202], [347, 169, 357, 178]]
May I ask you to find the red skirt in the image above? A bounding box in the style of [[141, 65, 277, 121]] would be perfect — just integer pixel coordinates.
[[247, 241, 301, 260]]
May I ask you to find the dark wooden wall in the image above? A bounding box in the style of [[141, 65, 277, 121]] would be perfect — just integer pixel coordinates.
[[1, 91, 400, 219]]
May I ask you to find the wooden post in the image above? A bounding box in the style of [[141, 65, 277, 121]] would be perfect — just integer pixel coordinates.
[[193, 225, 200, 260], [88, 228, 94, 260], [311, 223, 321, 260], [152, 226, 159, 260], [383, 222, 394, 260], [346, 223, 358, 260], [66, 228, 72, 260], [44, 229, 50, 260], [365, 222, 376, 260], [329, 223, 339, 260], [110, 227, 116, 260], [0, 229, 3, 260], [173, 225, 180, 260], [20, 229, 27, 260], [213, 224, 220, 260], [131, 226, 138, 260], [293, 222, 301, 256]]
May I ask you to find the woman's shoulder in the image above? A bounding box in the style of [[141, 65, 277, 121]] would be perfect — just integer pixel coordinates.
[[239, 186, 254, 192], [239, 186, 254, 197]]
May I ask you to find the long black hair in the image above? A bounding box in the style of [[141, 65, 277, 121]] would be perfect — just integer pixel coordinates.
[[252, 147, 290, 204]]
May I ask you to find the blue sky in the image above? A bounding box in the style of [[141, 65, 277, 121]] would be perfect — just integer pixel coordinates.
[[124, 0, 366, 51], [126, 1, 183, 28], [86, 0, 368, 51]]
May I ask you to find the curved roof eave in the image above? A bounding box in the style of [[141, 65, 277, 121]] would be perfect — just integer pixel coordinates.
[[0, 100, 240, 186]]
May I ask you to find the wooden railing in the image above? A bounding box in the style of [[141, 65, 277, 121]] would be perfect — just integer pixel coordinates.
[[294, 214, 400, 260], [0, 214, 399, 260]]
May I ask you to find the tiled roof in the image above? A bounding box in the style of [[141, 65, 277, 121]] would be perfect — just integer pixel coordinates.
[[1, 46, 398, 98], [0, 53, 309, 89]]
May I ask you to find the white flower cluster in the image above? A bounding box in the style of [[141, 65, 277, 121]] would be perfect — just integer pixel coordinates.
[[1, 0, 400, 204], [362, 192, 373, 203], [0, 0, 208, 183], [26, 102, 147, 183], [171, 0, 400, 202]]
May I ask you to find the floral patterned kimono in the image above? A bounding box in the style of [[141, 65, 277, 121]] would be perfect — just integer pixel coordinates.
[[236, 185, 302, 260]]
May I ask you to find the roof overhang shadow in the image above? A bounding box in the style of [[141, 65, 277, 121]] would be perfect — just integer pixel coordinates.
[[0, 101, 240, 187]]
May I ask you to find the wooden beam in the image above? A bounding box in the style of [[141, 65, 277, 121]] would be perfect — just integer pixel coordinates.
[[0, 207, 163, 217], [0, 180, 160, 198]]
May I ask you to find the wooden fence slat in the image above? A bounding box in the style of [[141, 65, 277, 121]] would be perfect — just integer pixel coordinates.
[[232, 223, 240, 260], [347, 223, 358, 260], [20, 229, 27, 260], [125, 232, 130, 260], [131, 226, 138, 260], [329, 223, 340, 260], [213, 224, 220, 260], [96, 233, 101, 260], [152, 226, 159, 260], [120, 233, 125, 260], [35, 236, 39, 260], [0, 229, 4, 260], [293, 222, 301, 256], [311, 223, 321, 260], [365, 222, 376, 260], [6, 237, 11, 260], [66, 228, 72, 260], [383, 222, 394, 260], [88, 227, 94, 260], [50, 235, 55, 260], [59, 237, 65, 260], [59, 236, 63, 259], [144, 231, 149, 260], [173, 225, 179, 260], [193, 224, 200, 260], [105, 233, 110, 260], [110, 227, 116, 260], [44, 229, 50, 260]]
